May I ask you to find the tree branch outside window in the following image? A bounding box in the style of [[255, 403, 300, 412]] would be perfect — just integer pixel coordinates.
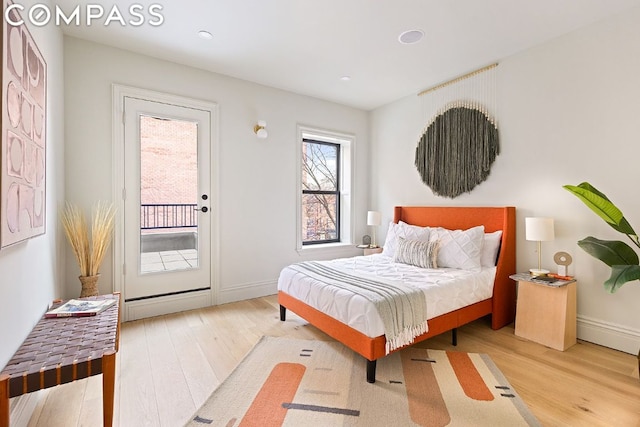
[[302, 139, 340, 244]]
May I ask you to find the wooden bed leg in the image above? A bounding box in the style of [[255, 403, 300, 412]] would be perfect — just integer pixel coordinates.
[[366, 359, 377, 384], [279, 305, 286, 321], [452, 328, 458, 346]]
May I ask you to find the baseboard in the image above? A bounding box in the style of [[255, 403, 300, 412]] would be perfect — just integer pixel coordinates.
[[123, 281, 278, 320], [218, 280, 277, 304], [124, 289, 212, 321], [10, 390, 45, 426], [577, 315, 640, 355]]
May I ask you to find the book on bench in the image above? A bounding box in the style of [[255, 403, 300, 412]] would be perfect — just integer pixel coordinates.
[[45, 298, 117, 318]]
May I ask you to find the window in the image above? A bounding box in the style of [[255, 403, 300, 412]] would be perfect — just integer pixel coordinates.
[[298, 126, 353, 249], [302, 139, 340, 244]]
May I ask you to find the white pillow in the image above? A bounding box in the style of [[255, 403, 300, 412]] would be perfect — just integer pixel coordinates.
[[481, 230, 503, 267], [382, 221, 431, 258], [394, 237, 440, 269], [381, 222, 399, 257], [398, 221, 432, 241], [431, 225, 484, 271]]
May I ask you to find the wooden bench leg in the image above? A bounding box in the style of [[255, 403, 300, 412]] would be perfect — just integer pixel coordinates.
[[0, 374, 9, 427], [102, 351, 117, 427]]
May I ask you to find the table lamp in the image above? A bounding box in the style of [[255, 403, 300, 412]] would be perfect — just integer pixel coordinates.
[[525, 217, 555, 277], [367, 211, 381, 248]]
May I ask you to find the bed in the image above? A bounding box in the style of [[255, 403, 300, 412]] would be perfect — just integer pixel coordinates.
[[278, 206, 516, 383]]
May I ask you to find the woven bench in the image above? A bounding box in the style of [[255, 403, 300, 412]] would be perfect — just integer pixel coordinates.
[[0, 293, 121, 427]]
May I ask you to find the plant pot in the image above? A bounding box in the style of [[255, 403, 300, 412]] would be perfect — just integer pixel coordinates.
[[79, 274, 100, 298]]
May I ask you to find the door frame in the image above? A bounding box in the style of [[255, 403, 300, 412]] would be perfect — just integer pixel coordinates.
[[112, 84, 220, 321]]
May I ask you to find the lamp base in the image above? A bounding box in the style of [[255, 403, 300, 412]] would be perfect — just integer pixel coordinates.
[[529, 268, 550, 277]]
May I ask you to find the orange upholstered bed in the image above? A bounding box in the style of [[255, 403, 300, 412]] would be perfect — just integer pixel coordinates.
[[278, 206, 516, 382]]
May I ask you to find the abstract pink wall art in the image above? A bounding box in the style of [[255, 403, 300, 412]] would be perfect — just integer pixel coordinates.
[[6, 182, 18, 233], [7, 132, 22, 177], [7, 81, 20, 127], [1, 0, 47, 248]]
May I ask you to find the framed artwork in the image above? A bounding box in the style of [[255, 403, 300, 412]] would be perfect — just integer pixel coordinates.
[[1, 0, 47, 248]]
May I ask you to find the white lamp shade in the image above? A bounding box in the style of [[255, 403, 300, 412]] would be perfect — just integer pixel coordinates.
[[525, 217, 555, 241], [367, 211, 381, 226]]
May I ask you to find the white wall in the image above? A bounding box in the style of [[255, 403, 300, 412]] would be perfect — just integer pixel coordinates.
[[370, 7, 640, 354], [0, 4, 65, 368], [63, 37, 369, 303]]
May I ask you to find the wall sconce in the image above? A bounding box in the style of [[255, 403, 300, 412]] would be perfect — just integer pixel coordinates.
[[253, 120, 268, 139], [367, 211, 381, 248], [525, 217, 555, 277]]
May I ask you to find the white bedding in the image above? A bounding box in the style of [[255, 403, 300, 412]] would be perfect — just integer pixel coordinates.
[[278, 254, 496, 338]]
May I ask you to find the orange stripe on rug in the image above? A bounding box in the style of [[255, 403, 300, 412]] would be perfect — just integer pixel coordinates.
[[401, 350, 450, 427], [239, 362, 305, 427], [446, 351, 494, 401]]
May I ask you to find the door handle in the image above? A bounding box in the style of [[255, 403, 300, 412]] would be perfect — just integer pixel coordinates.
[[194, 206, 209, 213]]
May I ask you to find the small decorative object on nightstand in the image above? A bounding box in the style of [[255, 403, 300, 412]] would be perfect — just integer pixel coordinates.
[[554, 251, 573, 277], [510, 273, 576, 351]]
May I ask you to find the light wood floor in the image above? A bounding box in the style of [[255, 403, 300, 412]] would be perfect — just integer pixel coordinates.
[[20, 295, 640, 427]]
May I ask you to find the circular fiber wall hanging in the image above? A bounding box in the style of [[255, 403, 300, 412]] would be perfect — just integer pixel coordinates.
[[414, 106, 499, 198]]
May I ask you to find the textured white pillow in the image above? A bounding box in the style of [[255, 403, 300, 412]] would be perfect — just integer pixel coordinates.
[[431, 225, 485, 271], [481, 230, 503, 267], [382, 221, 431, 258], [381, 222, 400, 257], [394, 237, 440, 269]]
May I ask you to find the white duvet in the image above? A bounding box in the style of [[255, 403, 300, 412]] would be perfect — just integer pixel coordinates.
[[277, 254, 496, 338]]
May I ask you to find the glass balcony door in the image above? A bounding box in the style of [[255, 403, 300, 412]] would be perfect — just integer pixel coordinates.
[[123, 97, 211, 300]]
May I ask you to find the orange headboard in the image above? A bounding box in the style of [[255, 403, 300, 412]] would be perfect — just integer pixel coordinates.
[[393, 206, 516, 329]]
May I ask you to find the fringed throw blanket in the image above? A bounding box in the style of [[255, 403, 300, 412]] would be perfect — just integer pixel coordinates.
[[289, 261, 428, 354]]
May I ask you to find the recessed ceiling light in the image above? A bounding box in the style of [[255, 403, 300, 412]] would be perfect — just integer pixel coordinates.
[[340, 76, 351, 81], [198, 30, 213, 40], [398, 29, 424, 45]]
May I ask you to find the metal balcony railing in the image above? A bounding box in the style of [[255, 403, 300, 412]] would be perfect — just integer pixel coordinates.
[[141, 204, 198, 230]]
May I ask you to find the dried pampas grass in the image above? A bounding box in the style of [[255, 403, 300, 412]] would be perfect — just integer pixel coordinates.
[[62, 201, 115, 277]]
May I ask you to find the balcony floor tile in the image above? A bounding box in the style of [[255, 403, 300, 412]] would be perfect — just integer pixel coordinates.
[[140, 250, 199, 273]]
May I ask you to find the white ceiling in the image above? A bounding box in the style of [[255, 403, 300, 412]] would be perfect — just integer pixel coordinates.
[[53, 0, 640, 110]]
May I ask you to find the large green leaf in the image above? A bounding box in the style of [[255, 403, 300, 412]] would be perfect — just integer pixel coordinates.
[[574, 182, 611, 202], [604, 265, 640, 293], [578, 237, 639, 266], [563, 183, 637, 238]]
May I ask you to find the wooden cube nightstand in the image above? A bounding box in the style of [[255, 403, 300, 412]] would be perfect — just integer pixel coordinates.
[[363, 247, 383, 255], [511, 274, 577, 351]]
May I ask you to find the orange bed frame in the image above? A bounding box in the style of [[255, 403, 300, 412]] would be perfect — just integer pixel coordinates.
[[279, 206, 516, 382]]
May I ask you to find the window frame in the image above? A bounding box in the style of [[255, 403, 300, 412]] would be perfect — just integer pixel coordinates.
[[301, 138, 341, 245], [296, 125, 354, 253]]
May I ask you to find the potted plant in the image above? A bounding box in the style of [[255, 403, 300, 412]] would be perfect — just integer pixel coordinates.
[[563, 182, 640, 372], [61, 201, 115, 297]]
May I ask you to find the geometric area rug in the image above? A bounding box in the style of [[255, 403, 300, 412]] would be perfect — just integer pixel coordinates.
[[185, 336, 541, 427]]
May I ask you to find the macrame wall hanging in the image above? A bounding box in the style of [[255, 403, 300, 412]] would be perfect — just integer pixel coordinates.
[[415, 63, 499, 198]]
